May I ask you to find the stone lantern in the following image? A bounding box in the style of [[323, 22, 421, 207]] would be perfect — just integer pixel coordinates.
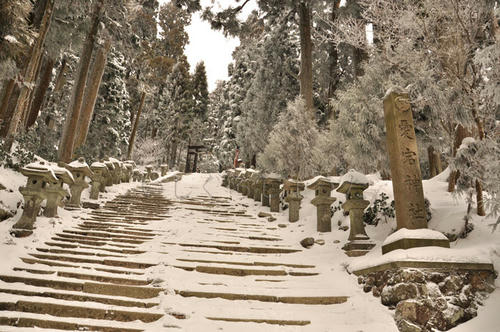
[[90, 162, 107, 200], [104, 161, 115, 186], [221, 171, 228, 187], [246, 170, 256, 198], [145, 165, 153, 182], [337, 171, 375, 256], [160, 164, 169, 177], [238, 171, 248, 195], [233, 168, 242, 191], [66, 157, 93, 208], [132, 169, 142, 182], [308, 177, 338, 232], [44, 164, 73, 218], [12, 162, 58, 236], [284, 180, 305, 223], [108, 158, 121, 184], [123, 162, 133, 182], [264, 176, 282, 213]]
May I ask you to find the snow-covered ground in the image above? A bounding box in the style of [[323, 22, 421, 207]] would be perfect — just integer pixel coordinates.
[[0, 168, 498, 331]]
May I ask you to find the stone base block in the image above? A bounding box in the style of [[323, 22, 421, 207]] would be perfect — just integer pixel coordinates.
[[82, 201, 100, 209], [10, 229, 34, 237], [382, 237, 449, 255], [352, 260, 494, 276], [343, 240, 376, 257]]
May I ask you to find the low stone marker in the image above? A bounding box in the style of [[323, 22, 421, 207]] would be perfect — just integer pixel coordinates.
[[44, 164, 73, 218], [308, 177, 338, 232], [123, 162, 133, 182], [66, 157, 93, 209], [132, 169, 142, 182], [221, 171, 228, 187], [160, 164, 169, 177], [246, 170, 256, 198], [238, 171, 248, 195], [12, 162, 58, 236], [284, 180, 304, 223], [262, 180, 270, 207], [382, 88, 449, 253], [150, 171, 160, 181], [90, 162, 107, 200], [264, 176, 282, 213], [337, 170, 375, 256], [145, 165, 153, 182]]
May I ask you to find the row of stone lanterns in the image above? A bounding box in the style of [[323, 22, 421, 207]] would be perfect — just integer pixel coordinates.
[[10, 157, 160, 237], [222, 169, 375, 257]]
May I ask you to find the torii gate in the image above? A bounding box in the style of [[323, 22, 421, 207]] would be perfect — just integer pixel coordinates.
[[184, 145, 206, 173]]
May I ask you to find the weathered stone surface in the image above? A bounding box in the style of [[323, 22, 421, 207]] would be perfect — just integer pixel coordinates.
[[383, 89, 427, 230], [308, 177, 337, 232], [0, 207, 14, 222], [258, 212, 272, 218], [300, 237, 315, 248], [381, 283, 419, 305]]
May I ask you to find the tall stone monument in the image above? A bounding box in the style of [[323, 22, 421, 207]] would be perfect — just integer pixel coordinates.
[[382, 88, 449, 253]]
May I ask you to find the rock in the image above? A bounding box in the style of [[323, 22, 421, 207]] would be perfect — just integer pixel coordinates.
[[0, 207, 14, 222], [397, 319, 422, 332], [0, 183, 5, 190], [382, 283, 419, 306], [278, 224, 287, 228], [300, 237, 315, 248], [469, 271, 496, 293], [258, 212, 272, 218], [338, 225, 349, 231], [395, 300, 432, 327], [440, 275, 464, 295], [315, 239, 325, 245], [267, 216, 276, 222], [333, 239, 340, 244], [400, 269, 426, 284]]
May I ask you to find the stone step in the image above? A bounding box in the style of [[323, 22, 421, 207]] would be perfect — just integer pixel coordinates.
[[62, 229, 154, 240], [0, 315, 143, 332], [0, 300, 163, 323], [44, 241, 145, 254], [55, 232, 146, 244], [28, 253, 156, 269], [0, 275, 163, 299], [12, 267, 150, 285], [36, 247, 126, 258], [75, 225, 160, 237], [166, 243, 301, 254], [176, 258, 315, 269], [175, 290, 348, 305], [205, 316, 310, 326], [50, 236, 138, 249], [0, 287, 158, 308]]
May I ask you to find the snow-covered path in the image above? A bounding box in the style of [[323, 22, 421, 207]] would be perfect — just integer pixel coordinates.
[[0, 174, 398, 331]]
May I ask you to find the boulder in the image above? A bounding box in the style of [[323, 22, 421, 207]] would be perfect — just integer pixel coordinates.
[[300, 237, 315, 248]]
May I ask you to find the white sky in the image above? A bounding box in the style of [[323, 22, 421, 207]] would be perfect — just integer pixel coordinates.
[[159, 0, 258, 91]]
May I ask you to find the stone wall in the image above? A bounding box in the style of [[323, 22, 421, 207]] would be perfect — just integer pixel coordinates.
[[358, 268, 496, 331]]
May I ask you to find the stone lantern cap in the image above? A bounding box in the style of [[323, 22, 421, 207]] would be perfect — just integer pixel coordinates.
[[337, 182, 369, 195], [104, 161, 115, 170], [145, 165, 153, 171], [284, 179, 305, 192], [67, 158, 93, 177], [22, 162, 58, 182], [124, 160, 136, 167], [124, 163, 133, 170], [90, 162, 108, 173], [307, 177, 339, 192], [50, 164, 75, 184], [264, 173, 282, 183], [108, 157, 120, 165]]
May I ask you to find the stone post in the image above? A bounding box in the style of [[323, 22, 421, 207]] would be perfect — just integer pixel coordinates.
[[132, 169, 141, 182], [104, 161, 114, 186], [90, 162, 107, 200], [123, 163, 133, 182], [337, 171, 375, 256], [265, 177, 282, 213], [382, 88, 449, 253], [12, 162, 58, 236], [160, 164, 169, 177], [284, 180, 305, 223], [262, 181, 269, 207], [66, 157, 93, 208], [44, 165, 73, 218], [252, 173, 262, 202], [239, 172, 248, 195], [308, 177, 338, 232], [221, 171, 228, 187], [246, 170, 256, 198], [109, 158, 121, 184], [145, 165, 153, 182]]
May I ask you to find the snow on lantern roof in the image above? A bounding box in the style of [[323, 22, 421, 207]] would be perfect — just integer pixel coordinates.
[[91, 162, 107, 169], [50, 164, 74, 184], [307, 176, 338, 191], [22, 161, 58, 182], [67, 158, 93, 177]]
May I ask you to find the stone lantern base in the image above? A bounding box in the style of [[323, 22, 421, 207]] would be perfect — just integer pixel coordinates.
[[381, 228, 450, 254]]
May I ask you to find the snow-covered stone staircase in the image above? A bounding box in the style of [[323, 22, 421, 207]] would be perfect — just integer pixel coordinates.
[[0, 184, 169, 331]]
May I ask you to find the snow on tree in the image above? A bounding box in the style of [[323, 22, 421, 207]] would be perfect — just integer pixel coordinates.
[[192, 61, 209, 119], [258, 97, 319, 180]]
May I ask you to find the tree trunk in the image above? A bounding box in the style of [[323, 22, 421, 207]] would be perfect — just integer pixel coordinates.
[[53, 58, 68, 93], [169, 141, 178, 169], [4, 0, 54, 151], [298, 1, 314, 113], [476, 179, 486, 216], [58, 0, 103, 162], [25, 57, 55, 129], [127, 91, 146, 159], [428, 145, 437, 178], [326, 0, 342, 119], [74, 39, 111, 150], [448, 124, 471, 192], [0, 79, 16, 133]]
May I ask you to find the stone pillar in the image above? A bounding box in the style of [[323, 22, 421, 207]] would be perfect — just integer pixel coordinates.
[[132, 170, 141, 182], [66, 158, 92, 208], [265, 177, 282, 213], [145, 165, 153, 182], [44, 166, 73, 218], [308, 177, 337, 232], [12, 162, 58, 236], [253, 176, 263, 202], [262, 181, 269, 207], [239, 173, 248, 195], [104, 161, 114, 186], [337, 174, 375, 256], [221, 172, 228, 187], [161, 164, 169, 177], [383, 88, 427, 230], [284, 180, 305, 223]]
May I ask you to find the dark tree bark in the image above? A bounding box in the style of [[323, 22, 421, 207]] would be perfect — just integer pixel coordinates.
[[25, 57, 55, 129], [4, 0, 54, 150], [298, 1, 314, 113], [58, 0, 103, 162], [127, 91, 146, 159], [74, 39, 111, 150], [0, 79, 16, 134], [448, 124, 471, 192]]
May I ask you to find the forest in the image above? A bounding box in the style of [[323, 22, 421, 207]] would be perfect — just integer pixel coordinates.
[[0, 0, 499, 220]]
